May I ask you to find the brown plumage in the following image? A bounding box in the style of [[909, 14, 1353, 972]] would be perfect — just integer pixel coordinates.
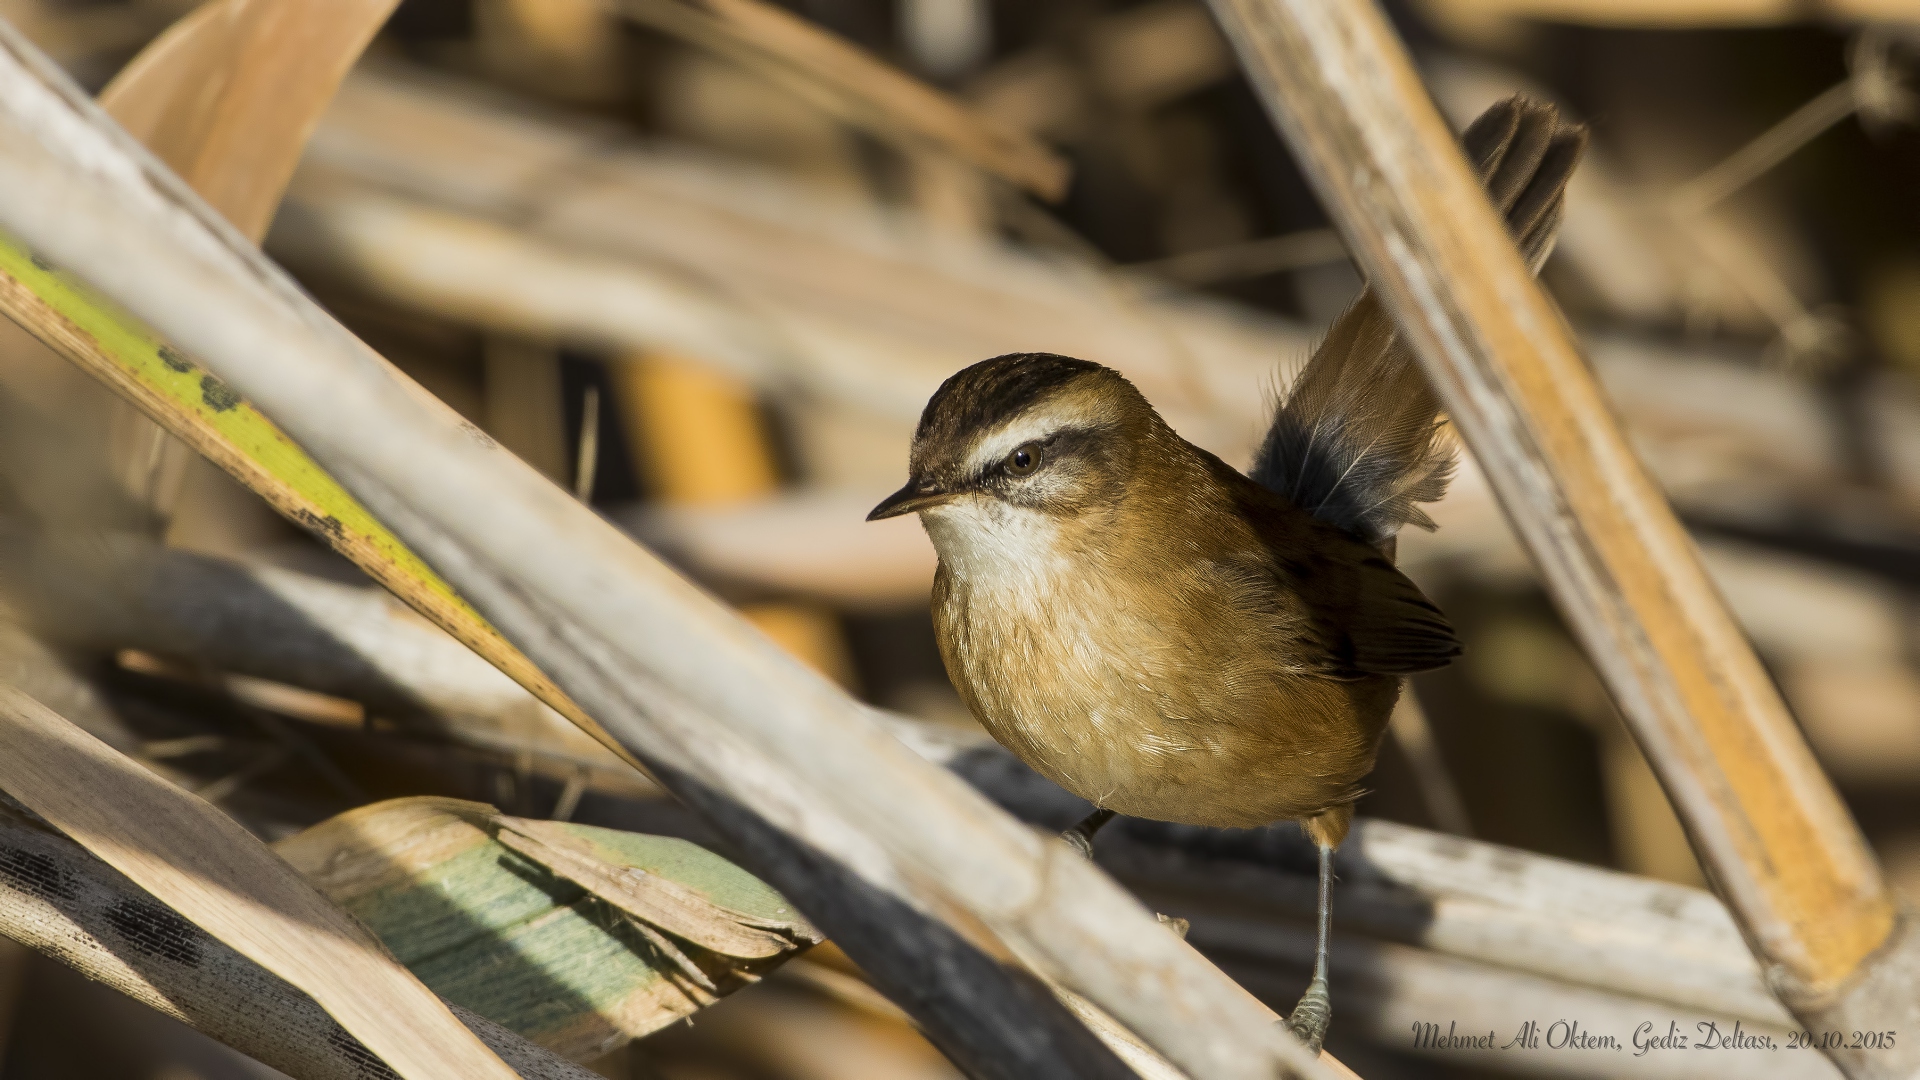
[[900, 357, 1450, 840], [873, 97, 1585, 853], [872, 96, 1584, 1049]]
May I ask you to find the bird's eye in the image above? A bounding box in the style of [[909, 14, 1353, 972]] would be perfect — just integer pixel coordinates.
[[1005, 443, 1041, 476]]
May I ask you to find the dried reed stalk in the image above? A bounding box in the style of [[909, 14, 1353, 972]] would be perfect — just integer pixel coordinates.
[[0, 8, 533, 1073], [0, 526, 639, 786], [96, 0, 400, 525], [1204, 1, 1920, 1075], [612, 0, 1069, 199], [109, 0, 635, 769], [0, 685, 519, 1078], [285, 66, 1295, 451], [0, 799, 599, 1080], [0, 61, 637, 784]]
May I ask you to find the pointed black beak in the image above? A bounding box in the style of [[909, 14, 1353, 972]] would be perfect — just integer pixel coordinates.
[[867, 478, 955, 520]]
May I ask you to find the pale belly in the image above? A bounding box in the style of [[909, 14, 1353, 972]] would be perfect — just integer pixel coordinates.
[[934, 574, 1396, 830]]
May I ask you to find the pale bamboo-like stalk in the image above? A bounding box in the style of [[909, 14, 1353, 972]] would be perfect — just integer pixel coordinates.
[[97, 0, 399, 524], [0, 21, 1334, 1080], [0, 804, 596, 1080], [1203, 1, 1920, 1075], [0, 685, 517, 1079]]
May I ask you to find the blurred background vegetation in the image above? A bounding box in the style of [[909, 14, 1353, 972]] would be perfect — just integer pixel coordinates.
[[0, 0, 1916, 1077]]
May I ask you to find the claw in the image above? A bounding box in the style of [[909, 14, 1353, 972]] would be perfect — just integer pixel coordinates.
[[1287, 977, 1331, 1054]]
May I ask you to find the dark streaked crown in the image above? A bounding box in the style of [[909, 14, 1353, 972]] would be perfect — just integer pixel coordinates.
[[914, 353, 1106, 445], [910, 352, 1148, 474]]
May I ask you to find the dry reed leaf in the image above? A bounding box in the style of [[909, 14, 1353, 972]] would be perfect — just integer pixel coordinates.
[[278, 798, 822, 1060], [0, 798, 600, 1079], [615, 0, 1069, 199], [494, 817, 819, 957], [0, 685, 519, 1079], [100, 0, 399, 243], [93, 0, 399, 524]]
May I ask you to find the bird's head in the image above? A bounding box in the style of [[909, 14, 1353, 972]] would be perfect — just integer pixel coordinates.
[[868, 353, 1158, 569]]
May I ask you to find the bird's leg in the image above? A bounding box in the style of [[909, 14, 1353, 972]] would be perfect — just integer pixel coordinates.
[[1059, 809, 1189, 936], [1287, 841, 1335, 1053], [1061, 807, 1115, 860]]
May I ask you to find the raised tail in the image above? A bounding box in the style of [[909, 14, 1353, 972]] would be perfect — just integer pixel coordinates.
[[1249, 96, 1587, 550]]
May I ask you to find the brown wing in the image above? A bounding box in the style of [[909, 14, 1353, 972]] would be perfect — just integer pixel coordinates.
[[1322, 546, 1463, 676], [1243, 485, 1464, 678]]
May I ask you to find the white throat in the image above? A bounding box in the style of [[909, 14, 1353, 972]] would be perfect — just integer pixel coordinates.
[[919, 497, 1073, 588]]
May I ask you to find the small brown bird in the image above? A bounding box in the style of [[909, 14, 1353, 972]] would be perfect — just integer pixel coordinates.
[[870, 98, 1584, 1049]]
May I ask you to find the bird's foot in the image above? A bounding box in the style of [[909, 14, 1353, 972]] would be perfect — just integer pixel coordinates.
[[1286, 977, 1330, 1055], [1062, 826, 1098, 860], [1155, 912, 1190, 939], [1059, 807, 1115, 860]]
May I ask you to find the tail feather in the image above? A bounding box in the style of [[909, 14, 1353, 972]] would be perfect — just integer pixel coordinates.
[[1249, 96, 1587, 548]]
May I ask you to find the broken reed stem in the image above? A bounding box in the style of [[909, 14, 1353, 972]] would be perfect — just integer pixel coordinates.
[[1204, 2, 1920, 1076], [1667, 78, 1855, 216]]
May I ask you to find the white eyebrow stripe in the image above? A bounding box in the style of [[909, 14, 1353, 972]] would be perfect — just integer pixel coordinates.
[[962, 411, 1072, 476]]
